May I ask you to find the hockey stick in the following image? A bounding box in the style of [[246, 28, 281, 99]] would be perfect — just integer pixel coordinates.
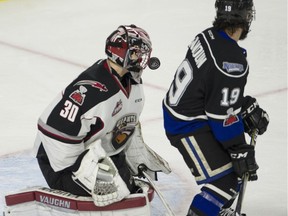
[[234, 130, 258, 215], [139, 167, 176, 216]]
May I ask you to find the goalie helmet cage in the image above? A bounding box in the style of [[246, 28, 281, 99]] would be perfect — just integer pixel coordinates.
[[4, 181, 155, 216]]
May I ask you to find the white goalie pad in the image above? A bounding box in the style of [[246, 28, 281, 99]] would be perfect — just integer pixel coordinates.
[[72, 141, 131, 206], [72, 140, 106, 194], [124, 123, 171, 179], [4, 179, 154, 216], [92, 157, 130, 206]]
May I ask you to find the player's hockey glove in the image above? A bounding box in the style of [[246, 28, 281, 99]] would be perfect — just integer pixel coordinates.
[[228, 144, 259, 181], [241, 96, 269, 136]]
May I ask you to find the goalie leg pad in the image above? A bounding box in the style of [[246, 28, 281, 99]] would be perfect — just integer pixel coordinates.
[[72, 141, 106, 194], [72, 142, 131, 206], [4, 182, 155, 216]]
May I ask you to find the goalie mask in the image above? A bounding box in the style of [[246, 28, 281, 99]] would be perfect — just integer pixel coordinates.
[[214, 0, 256, 39], [105, 24, 152, 83]]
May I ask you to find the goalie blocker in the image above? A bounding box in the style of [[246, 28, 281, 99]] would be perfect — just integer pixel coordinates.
[[4, 179, 154, 216]]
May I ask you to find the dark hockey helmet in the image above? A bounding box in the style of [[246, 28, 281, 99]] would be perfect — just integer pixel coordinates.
[[213, 0, 256, 39], [105, 24, 152, 82]]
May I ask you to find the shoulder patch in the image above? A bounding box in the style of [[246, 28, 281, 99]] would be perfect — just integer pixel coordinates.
[[69, 86, 87, 106], [222, 62, 244, 73]]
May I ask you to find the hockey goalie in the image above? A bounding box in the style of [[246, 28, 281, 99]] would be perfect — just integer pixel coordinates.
[[4, 24, 171, 216]]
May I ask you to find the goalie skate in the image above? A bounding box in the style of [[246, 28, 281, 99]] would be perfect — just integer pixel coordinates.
[[4, 179, 154, 216]]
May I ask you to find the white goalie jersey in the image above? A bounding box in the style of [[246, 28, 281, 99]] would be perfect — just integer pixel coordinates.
[[33, 59, 145, 172], [33, 59, 171, 208]]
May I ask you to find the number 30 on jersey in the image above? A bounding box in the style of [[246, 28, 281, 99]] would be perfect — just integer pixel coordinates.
[[60, 100, 79, 122]]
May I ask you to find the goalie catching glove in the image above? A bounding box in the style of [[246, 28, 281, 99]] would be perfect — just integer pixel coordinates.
[[241, 96, 269, 136], [124, 122, 171, 180]]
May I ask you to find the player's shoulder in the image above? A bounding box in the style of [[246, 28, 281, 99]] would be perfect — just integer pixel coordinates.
[[200, 27, 222, 41], [200, 27, 249, 77], [64, 59, 119, 108], [78, 60, 113, 85], [72, 59, 119, 93], [200, 27, 247, 56]]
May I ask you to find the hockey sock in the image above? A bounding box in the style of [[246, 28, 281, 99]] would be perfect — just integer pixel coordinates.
[[190, 191, 224, 216]]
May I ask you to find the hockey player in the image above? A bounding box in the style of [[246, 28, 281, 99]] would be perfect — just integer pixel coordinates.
[[34, 24, 171, 207], [162, 1, 269, 216]]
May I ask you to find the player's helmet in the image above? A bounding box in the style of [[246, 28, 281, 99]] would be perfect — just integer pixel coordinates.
[[213, 0, 255, 40], [105, 24, 152, 83]]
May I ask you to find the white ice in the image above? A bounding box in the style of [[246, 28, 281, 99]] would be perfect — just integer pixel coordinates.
[[0, 0, 287, 215]]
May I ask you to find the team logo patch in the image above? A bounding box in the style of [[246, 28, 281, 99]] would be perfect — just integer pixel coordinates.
[[222, 62, 244, 73], [223, 108, 239, 127], [112, 100, 123, 116], [112, 114, 137, 149], [74, 80, 108, 92], [69, 86, 87, 105]]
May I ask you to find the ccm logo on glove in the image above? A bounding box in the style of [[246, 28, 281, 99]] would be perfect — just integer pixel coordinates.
[[230, 152, 248, 159]]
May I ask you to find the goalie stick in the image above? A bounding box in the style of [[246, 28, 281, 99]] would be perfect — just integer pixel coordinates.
[[139, 166, 176, 216], [234, 130, 258, 216]]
